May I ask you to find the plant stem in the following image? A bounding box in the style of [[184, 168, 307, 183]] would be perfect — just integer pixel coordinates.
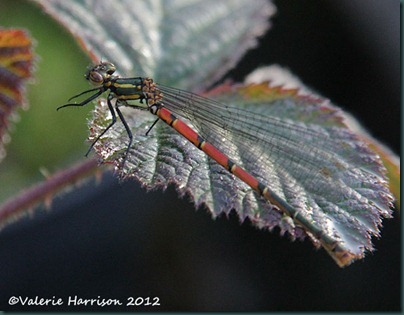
[[0, 158, 102, 229]]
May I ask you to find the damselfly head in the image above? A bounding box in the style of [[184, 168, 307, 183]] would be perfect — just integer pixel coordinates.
[[85, 62, 116, 86]]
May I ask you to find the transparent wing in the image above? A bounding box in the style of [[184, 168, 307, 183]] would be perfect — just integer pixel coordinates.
[[158, 84, 393, 253]]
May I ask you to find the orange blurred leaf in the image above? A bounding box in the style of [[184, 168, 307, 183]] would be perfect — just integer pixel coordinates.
[[0, 28, 35, 160]]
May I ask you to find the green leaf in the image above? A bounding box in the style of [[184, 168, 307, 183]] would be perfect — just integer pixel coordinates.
[[37, 0, 396, 266], [0, 28, 35, 161], [37, 0, 275, 90], [245, 65, 400, 208], [89, 79, 393, 266]]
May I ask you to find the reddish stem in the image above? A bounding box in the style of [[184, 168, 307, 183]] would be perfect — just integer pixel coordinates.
[[0, 158, 101, 229]]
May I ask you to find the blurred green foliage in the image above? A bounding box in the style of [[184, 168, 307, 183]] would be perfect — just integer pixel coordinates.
[[0, 0, 92, 200]]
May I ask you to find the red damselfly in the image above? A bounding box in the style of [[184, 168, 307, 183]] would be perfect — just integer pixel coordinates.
[[58, 62, 386, 267]]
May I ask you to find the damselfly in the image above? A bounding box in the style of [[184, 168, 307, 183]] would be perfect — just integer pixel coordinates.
[[58, 62, 390, 267]]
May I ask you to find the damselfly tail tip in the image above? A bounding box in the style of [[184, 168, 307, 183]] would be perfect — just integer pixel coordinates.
[[323, 241, 360, 268]]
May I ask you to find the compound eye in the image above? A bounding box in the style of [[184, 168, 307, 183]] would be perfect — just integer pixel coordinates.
[[88, 71, 104, 85]]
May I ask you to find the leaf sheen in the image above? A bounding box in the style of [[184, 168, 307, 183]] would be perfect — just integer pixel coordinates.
[[38, 0, 395, 266]]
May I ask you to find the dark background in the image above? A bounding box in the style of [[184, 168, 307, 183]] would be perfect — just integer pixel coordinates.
[[0, 0, 400, 312]]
